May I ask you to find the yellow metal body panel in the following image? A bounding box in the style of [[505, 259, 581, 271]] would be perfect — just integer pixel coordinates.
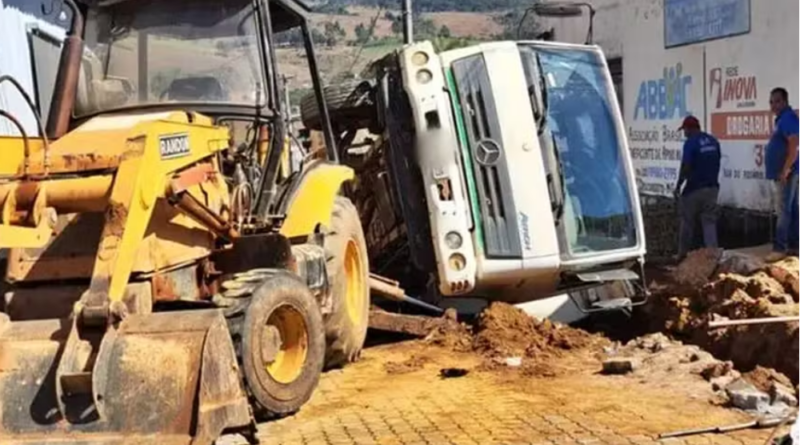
[[280, 163, 354, 239], [0, 111, 231, 304], [0, 220, 52, 248], [85, 116, 229, 303], [0, 137, 45, 176]]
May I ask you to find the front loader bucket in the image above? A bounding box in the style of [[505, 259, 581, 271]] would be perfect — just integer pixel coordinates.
[[0, 310, 252, 445]]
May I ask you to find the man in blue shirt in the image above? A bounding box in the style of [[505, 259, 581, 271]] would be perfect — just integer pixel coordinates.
[[765, 87, 799, 261], [673, 115, 721, 260]]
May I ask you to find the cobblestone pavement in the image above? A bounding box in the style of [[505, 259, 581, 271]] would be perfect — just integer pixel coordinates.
[[219, 342, 786, 445]]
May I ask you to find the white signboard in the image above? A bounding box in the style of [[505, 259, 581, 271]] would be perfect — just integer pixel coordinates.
[[623, 0, 799, 212]]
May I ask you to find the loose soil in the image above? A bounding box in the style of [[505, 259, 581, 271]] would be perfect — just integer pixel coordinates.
[[640, 250, 799, 386], [384, 354, 430, 374], [424, 302, 607, 376]]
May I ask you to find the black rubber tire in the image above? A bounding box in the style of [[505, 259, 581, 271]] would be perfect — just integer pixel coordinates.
[[240, 272, 325, 418], [300, 80, 376, 131], [323, 196, 370, 368]]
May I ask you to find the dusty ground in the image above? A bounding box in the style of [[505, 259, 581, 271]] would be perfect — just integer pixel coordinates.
[[220, 338, 786, 445], [219, 301, 795, 445], [216, 250, 798, 445]]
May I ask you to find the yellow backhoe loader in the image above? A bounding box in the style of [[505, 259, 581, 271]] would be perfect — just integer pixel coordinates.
[[0, 0, 370, 443]]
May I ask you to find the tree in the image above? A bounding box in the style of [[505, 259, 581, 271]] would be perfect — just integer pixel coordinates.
[[494, 9, 544, 40], [322, 20, 346, 47], [438, 25, 451, 39], [389, 14, 438, 41], [354, 22, 374, 44]]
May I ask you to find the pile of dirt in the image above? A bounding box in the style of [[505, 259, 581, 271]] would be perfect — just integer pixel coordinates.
[[742, 366, 794, 394], [643, 251, 799, 385], [426, 302, 606, 375], [471, 302, 603, 359]]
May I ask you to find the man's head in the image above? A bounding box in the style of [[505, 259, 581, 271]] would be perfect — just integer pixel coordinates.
[[679, 115, 701, 138], [770, 87, 789, 114]]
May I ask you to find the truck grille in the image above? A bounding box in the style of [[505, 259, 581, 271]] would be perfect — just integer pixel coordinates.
[[452, 55, 522, 258]]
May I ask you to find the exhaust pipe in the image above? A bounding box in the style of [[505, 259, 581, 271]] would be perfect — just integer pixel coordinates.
[[46, 0, 84, 140], [402, 0, 413, 44]]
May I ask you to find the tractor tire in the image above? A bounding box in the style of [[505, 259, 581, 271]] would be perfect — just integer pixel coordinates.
[[300, 80, 376, 131], [238, 272, 325, 419], [323, 196, 370, 368]]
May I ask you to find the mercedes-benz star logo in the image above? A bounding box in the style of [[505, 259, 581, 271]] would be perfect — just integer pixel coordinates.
[[475, 139, 502, 166]]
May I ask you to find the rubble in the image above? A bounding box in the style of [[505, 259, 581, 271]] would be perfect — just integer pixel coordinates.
[[602, 357, 638, 375], [642, 251, 800, 385], [672, 247, 724, 289], [725, 378, 771, 412], [723, 377, 796, 417]]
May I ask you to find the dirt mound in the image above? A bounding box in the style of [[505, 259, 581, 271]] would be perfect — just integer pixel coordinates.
[[472, 302, 601, 359], [426, 303, 605, 376], [643, 252, 799, 385]]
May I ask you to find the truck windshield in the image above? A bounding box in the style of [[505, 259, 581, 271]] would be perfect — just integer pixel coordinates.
[[76, 0, 264, 117], [527, 46, 636, 255]]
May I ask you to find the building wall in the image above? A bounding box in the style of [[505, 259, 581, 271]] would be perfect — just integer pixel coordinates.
[[545, 0, 799, 212], [0, 0, 66, 136], [544, 0, 798, 255]]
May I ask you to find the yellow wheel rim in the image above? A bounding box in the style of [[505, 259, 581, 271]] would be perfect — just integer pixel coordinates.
[[264, 305, 308, 384], [344, 239, 366, 325]]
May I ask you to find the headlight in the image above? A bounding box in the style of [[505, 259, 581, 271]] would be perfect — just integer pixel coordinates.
[[448, 253, 467, 271], [416, 69, 433, 84], [411, 51, 430, 67], [444, 231, 463, 249]]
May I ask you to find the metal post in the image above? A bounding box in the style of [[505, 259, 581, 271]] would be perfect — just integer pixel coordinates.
[[282, 74, 294, 135], [402, 0, 413, 44]]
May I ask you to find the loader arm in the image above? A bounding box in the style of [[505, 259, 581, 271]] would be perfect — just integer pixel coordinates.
[[82, 118, 230, 311]]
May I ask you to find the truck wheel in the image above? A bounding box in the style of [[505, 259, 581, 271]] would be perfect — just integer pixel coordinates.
[[324, 196, 370, 368], [300, 80, 376, 131], [239, 272, 325, 418]]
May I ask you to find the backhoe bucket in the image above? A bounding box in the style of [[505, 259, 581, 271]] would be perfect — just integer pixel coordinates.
[[0, 310, 252, 445]]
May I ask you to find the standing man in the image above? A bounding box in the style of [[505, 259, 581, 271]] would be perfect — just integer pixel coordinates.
[[673, 115, 722, 260], [765, 87, 799, 261]]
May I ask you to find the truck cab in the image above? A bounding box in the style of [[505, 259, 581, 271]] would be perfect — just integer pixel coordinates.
[[303, 39, 647, 310]]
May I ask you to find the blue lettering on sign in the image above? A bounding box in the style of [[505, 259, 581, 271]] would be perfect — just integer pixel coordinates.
[[634, 63, 692, 121], [665, 0, 750, 48]]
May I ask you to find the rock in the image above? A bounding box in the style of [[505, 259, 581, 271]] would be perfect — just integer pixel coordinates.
[[725, 378, 770, 411], [711, 373, 740, 392], [629, 333, 673, 352], [717, 250, 766, 276], [673, 248, 724, 289], [602, 357, 638, 375], [767, 258, 800, 301], [770, 382, 798, 407], [503, 357, 522, 367], [701, 361, 734, 381]]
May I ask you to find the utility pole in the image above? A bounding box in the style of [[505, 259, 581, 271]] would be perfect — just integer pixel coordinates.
[[402, 0, 413, 44]]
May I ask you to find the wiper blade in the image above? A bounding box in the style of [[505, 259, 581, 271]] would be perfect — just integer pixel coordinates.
[[534, 53, 549, 132]]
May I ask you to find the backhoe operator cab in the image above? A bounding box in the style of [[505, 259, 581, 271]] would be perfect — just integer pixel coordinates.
[[308, 40, 648, 312]]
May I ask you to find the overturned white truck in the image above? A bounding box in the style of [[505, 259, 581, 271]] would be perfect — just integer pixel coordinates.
[[301, 39, 648, 317]]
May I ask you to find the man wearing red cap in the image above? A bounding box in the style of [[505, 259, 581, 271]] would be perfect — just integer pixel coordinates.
[[673, 115, 722, 260]]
